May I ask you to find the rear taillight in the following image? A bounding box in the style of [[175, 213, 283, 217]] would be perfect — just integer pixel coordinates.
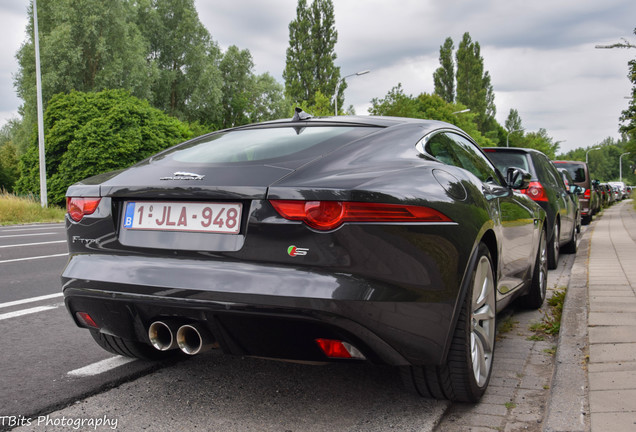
[[584, 189, 591, 199], [521, 182, 548, 202], [67, 197, 101, 222], [269, 200, 452, 231]]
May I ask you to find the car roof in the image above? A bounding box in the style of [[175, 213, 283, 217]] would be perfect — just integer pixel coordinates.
[[553, 160, 585, 165], [483, 147, 544, 155], [232, 115, 458, 133]]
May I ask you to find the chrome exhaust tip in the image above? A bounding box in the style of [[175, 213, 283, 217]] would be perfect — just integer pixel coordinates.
[[176, 324, 217, 355], [148, 321, 179, 351]]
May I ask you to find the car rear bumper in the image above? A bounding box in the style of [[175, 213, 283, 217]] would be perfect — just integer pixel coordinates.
[[62, 254, 457, 366]]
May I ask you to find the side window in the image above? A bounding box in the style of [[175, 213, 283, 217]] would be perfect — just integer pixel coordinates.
[[423, 132, 501, 184], [537, 155, 561, 188]]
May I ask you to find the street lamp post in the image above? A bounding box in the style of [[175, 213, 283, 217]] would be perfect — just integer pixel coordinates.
[[620, 152, 631, 183], [586, 147, 601, 165], [334, 70, 370, 116], [506, 129, 523, 147], [34, 0, 47, 208]]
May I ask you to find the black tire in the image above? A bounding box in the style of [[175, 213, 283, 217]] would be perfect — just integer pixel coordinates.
[[519, 229, 548, 309], [547, 222, 560, 269], [582, 214, 592, 225], [89, 330, 179, 361], [562, 220, 578, 254], [402, 243, 496, 402]]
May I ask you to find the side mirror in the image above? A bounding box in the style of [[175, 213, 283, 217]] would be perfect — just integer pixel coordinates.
[[571, 185, 584, 195], [506, 167, 531, 190]]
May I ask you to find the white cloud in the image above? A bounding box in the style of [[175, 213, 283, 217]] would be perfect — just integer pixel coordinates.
[[1, 0, 634, 154]]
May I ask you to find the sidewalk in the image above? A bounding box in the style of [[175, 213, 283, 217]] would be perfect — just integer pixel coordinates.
[[545, 199, 636, 432]]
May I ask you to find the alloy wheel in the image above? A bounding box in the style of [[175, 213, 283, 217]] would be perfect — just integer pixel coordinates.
[[470, 255, 496, 387]]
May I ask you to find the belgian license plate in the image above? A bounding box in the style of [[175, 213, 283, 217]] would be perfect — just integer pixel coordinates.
[[122, 201, 242, 234]]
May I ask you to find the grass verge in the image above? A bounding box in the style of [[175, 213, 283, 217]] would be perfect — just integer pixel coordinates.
[[0, 191, 66, 225]]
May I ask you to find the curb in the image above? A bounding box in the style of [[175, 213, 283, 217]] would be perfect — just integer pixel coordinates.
[[543, 218, 593, 431]]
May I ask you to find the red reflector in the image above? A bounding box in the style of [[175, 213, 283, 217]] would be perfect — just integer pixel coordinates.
[[315, 339, 366, 359], [520, 181, 548, 202], [67, 197, 101, 222], [76, 312, 99, 329], [269, 200, 451, 231]]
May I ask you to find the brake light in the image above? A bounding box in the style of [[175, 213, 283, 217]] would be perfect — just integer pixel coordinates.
[[269, 200, 452, 231], [521, 182, 548, 202], [67, 197, 101, 222], [584, 189, 591, 199]]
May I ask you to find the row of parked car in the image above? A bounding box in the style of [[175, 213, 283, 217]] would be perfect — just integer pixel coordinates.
[[484, 147, 632, 270], [553, 161, 631, 224]]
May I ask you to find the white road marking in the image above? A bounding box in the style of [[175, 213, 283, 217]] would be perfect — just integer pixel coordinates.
[[0, 303, 63, 321], [0, 253, 68, 264], [0, 224, 64, 230], [0, 293, 64, 310], [0, 232, 57, 238], [0, 240, 66, 249], [67, 356, 137, 377]]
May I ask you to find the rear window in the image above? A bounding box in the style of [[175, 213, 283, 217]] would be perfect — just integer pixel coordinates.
[[554, 162, 586, 182], [159, 126, 379, 164], [485, 151, 531, 175]]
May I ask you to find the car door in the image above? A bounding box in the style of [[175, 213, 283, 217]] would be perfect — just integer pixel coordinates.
[[425, 132, 538, 295]]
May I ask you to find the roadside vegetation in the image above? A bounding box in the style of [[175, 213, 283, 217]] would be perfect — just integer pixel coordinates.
[[0, 190, 65, 225], [528, 288, 567, 343]]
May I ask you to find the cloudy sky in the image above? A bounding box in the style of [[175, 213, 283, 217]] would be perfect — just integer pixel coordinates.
[[1, 0, 634, 153]]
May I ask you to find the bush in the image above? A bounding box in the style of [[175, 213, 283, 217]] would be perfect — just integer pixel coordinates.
[[15, 90, 194, 205]]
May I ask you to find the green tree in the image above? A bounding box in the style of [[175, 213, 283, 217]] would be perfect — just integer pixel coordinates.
[[368, 84, 420, 118], [455, 32, 496, 133], [517, 128, 559, 159], [0, 122, 20, 192], [369, 85, 494, 147], [137, 0, 223, 125], [219, 46, 255, 129], [284, 0, 341, 110], [619, 29, 636, 148], [503, 109, 524, 147], [15, 90, 193, 205], [14, 0, 152, 154], [433, 37, 455, 103], [249, 73, 289, 123], [505, 109, 523, 133]]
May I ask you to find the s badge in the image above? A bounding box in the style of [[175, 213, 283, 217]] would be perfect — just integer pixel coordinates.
[[287, 245, 309, 257]]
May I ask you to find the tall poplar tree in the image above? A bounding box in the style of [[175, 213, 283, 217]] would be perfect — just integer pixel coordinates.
[[433, 37, 455, 103], [284, 0, 341, 110], [219, 45, 254, 129], [455, 32, 496, 132], [505, 108, 523, 133]]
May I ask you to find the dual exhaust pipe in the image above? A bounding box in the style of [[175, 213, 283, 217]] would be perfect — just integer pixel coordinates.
[[148, 321, 218, 355]]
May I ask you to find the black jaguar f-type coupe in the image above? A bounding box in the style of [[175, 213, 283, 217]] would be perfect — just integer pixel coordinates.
[[63, 114, 547, 402]]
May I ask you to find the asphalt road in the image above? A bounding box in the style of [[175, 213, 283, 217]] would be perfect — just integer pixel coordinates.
[[0, 221, 580, 432], [0, 223, 167, 428]]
